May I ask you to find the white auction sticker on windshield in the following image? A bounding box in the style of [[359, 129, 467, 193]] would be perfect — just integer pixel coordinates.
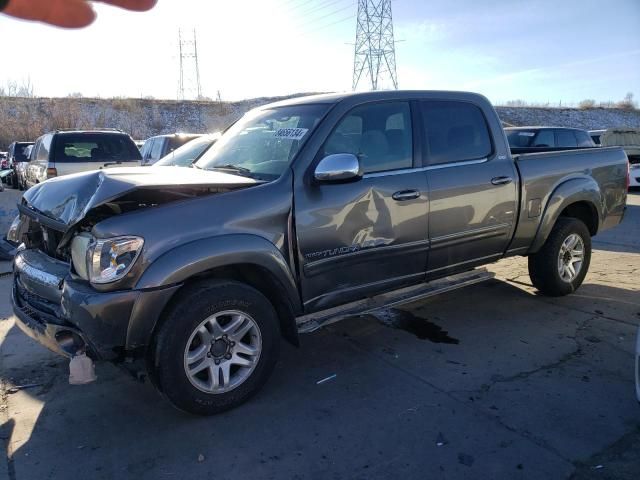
[[274, 128, 308, 141], [518, 132, 535, 137]]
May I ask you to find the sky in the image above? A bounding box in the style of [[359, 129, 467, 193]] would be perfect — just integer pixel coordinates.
[[0, 0, 638, 105]]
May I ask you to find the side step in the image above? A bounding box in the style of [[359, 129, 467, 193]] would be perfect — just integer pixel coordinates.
[[296, 268, 494, 334]]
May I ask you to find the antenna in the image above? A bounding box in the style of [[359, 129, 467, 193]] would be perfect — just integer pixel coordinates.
[[352, 0, 398, 91], [178, 28, 203, 100]]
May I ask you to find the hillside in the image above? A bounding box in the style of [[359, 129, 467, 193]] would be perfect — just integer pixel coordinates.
[[1, 95, 639, 149]]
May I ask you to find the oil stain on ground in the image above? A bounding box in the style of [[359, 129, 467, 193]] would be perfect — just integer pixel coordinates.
[[364, 308, 460, 344]]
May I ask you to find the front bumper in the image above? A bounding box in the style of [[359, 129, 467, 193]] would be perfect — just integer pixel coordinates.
[[11, 249, 178, 360]]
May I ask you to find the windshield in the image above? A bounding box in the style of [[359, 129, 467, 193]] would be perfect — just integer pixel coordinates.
[[154, 134, 219, 167], [196, 104, 329, 180]]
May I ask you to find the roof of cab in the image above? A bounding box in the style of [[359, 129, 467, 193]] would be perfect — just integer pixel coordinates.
[[260, 90, 492, 109]]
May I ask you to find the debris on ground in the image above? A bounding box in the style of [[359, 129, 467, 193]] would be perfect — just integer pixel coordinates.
[[316, 374, 337, 385], [436, 432, 448, 447], [69, 353, 97, 385], [197, 454, 205, 463], [7, 383, 42, 394]]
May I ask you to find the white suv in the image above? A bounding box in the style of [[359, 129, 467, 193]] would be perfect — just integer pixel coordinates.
[[25, 129, 141, 189]]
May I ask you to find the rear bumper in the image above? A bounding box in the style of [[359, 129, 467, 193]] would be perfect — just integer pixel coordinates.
[[11, 249, 178, 360]]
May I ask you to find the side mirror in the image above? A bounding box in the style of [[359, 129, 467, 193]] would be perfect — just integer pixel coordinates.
[[314, 153, 362, 183]]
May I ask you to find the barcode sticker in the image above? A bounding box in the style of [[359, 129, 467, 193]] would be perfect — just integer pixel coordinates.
[[274, 128, 308, 141]]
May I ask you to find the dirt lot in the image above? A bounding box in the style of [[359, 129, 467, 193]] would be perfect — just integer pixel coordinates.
[[0, 191, 638, 480]]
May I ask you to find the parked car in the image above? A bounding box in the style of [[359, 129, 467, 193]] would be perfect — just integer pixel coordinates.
[[24, 129, 141, 190], [600, 129, 640, 188], [9, 91, 628, 415], [505, 127, 596, 153], [140, 133, 203, 166], [153, 133, 220, 168], [0, 151, 11, 184], [6, 141, 34, 189], [589, 129, 607, 146]]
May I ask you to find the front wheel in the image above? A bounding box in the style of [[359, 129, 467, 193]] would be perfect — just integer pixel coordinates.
[[528, 217, 592, 296], [152, 280, 280, 415]]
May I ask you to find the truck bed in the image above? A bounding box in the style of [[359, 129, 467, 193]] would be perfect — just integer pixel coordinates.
[[508, 146, 629, 253]]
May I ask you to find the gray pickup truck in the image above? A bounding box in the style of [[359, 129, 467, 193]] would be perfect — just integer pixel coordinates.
[[9, 91, 628, 415]]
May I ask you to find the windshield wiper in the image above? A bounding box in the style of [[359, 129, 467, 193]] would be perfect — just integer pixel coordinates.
[[208, 164, 253, 176]]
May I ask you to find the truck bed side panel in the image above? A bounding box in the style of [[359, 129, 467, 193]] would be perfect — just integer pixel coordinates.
[[508, 147, 628, 253]]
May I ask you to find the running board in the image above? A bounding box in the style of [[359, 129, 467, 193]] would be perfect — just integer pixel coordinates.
[[296, 269, 494, 334]]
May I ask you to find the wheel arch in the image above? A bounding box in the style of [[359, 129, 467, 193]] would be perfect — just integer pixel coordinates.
[[529, 177, 602, 253], [131, 234, 302, 350]]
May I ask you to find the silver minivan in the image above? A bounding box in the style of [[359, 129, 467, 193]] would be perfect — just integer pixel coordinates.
[[25, 129, 142, 189]]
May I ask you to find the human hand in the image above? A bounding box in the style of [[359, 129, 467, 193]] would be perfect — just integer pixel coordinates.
[[2, 0, 157, 28]]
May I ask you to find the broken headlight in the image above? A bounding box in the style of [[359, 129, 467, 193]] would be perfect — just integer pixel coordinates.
[[72, 235, 144, 284]]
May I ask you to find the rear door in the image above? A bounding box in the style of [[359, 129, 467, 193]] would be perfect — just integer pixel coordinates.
[[419, 100, 518, 276], [295, 100, 430, 311]]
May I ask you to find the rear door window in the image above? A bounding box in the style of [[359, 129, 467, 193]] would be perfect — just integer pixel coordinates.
[[53, 134, 141, 162], [420, 101, 492, 164], [556, 130, 578, 147]]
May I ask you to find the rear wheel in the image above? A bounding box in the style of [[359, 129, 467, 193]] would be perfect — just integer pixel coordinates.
[[528, 217, 591, 296], [152, 280, 280, 415]]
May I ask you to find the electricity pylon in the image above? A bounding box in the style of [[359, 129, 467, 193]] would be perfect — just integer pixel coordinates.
[[352, 0, 398, 91]]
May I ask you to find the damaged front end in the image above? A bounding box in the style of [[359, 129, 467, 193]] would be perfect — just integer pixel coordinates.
[[10, 167, 261, 360]]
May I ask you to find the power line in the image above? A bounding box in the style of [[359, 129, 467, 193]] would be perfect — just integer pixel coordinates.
[[352, 0, 398, 91], [295, 13, 355, 38], [295, 2, 355, 30]]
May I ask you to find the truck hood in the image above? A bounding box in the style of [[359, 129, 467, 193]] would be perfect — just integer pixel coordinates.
[[22, 166, 261, 227]]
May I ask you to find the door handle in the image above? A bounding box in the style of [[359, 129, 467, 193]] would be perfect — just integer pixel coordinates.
[[392, 190, 420, 201], [491, 176, 513, 186]]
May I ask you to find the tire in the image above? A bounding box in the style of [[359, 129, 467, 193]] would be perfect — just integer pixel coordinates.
[[152, 280, 280, 415], [528, 217, 591, 296]]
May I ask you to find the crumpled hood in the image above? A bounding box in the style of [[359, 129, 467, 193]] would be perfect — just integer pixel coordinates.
[[22, 166, 260, 227]]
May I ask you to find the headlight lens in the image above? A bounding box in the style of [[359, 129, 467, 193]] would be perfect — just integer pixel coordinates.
[[7, 215, 22, 244], [85, 236, 144, 284]]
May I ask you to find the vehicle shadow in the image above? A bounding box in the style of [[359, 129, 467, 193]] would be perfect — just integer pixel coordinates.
[[592, 202, 640, 253], [1, 277, 638, 479]]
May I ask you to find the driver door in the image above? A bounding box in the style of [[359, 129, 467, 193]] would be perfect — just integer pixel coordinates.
[[294, 101, 430, 311]]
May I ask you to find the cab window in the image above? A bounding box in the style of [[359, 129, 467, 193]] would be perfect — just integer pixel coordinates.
[[324, 102, 413, 174], [421, 101, 492, 164]]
